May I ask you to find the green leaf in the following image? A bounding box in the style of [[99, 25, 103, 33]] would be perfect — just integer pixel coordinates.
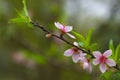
[[110, 71, 120, 80], [71, 31, 85, 42], [100, 70, 112, 80], [78, 41, 84, 47], [9, 18, 26, 23], [115, 44, 120, 62], [90, 43, 97, 51], [84, 28, 94, 48], [9, 0, 32, 28], [109, 40, 115, 54], [22, 0, 31, 21]]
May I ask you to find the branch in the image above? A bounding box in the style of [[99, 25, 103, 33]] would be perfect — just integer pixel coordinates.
[[30, 21, 120, 71], [30, 21, 94, 57]]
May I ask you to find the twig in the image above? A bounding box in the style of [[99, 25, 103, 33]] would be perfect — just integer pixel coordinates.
[[30, 21, 93, 57], [30, 21, 120, 70]]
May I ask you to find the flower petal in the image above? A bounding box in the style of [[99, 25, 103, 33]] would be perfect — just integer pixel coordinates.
[[79, 53, 86, 57], [93, 51, 102, 58], [106, 59, 116, 67], [103, 50, 112, 57], [93, 59, 100, 65], [79, 57, 87, 62], [83, 62, 89, 69], [64, 26, 73, 32], [66, 33, 76, 39], [54, 22, 64, 29], [64, 49, 73, 57], [79, 53, 87, 61], [72, 54, 79, 63], [88, 64, 92, 73], [100, 63, 107, 73]]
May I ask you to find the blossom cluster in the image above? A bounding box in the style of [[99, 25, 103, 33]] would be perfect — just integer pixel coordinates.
[[54, 22, 116, 73]]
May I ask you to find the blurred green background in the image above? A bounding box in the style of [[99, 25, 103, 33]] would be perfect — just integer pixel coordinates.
[[0, 0, 120, 80]]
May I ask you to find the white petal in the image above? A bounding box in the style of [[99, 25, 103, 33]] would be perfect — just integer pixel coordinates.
[[106, 59, 116, 67], [66, 33, 76, 39], [93, 51, 102, 58], [103, 50, 112, 57], [64, 49, 73, 57], [54, 22, 64, 29], [93, 59, 100, 65], [100, 63, 107, 73], [73, 42, 79, 46], [64, 26, 73, 32], [72, 54, 79, 63]]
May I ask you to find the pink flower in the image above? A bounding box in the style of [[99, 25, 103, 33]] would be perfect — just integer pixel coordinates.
[[79, 54, 92, 72], [64, 42, 82, 63], [93, 50, 116, 73], [54, 22, 75, 39]]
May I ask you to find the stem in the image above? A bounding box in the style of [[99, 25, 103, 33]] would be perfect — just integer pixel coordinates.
[[30, 21, 93, 56], [30, 21, 119, 70]]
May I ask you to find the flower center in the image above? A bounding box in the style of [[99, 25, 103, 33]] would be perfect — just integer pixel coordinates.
[[72, 47, 79, 54], [99, 56, 107, 63], [61, 26, 66, 34]]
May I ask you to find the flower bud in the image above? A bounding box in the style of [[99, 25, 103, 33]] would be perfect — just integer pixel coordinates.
[[45, 34, 52, 38]]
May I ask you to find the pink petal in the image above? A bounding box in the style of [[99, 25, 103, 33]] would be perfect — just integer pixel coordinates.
[[103, 50, 112, 57], [64, 49, 73, 57], [79, 57, 87, 62], [79, 53, 86, 57], [64, 26, 73, 32], [100, 63, 107, 73], [83, 62, 89, 69], [93, 59, 100, 65], [93, 51, 102, 58], [66, 33, 76, 39], [54, 22, 64, 29], [79, 53, 87, 61], [72, 54, 79, 63], [106, 59, 116, 67], [88, 64, 92, 73]]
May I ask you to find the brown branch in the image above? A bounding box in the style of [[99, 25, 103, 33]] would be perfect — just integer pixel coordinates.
[[30, 21, 120, 71], [30, 21, 94, 57]]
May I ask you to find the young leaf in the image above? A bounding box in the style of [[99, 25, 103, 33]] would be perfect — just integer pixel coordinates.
[[109, 40, 115, 54], [78, 41, 84, 47], [84, 28, 94, 48], [90, 43, 97, 51], [115, 44, 120, 62], [9, 18, 26, 23], [71, 31, 85, 42], [9, 0, 32, 27], [22, 0, 31, 21]]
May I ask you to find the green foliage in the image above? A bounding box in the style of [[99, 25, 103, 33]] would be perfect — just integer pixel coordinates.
[[109, 40, 120, 62], [71, 31, 85, 42], [72, 29, 97, 51], [100, 70, 113, 80], [9, 0, 32, 28], [110, 71, 120, 80], [115, 44, 120, 62], [109, 40, 115, 54], [89, 43, 97, 51], [84, 28, 94, 48]]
